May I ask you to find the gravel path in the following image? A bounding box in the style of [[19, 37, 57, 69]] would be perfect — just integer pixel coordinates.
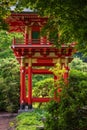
[[0, 112, 17, 130]]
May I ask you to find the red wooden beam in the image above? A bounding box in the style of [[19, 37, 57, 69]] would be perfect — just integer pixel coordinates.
[[37, 58, 53, 63], [32, 63, 54, 66], [11, 44, 52, 48], [32, 69, 53, 74], [32, 97, 51, 102], [25, 97, 51, 103]]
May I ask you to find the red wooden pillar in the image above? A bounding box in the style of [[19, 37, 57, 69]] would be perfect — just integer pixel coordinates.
[[28, 58, 32, 109], [28, 27, 32, 44], [47, 32, 50, 44], [63, 57, 69, 84], [40, 36, 44, 44], [20, 57, 26, 108], [24, 26, 29, 44], [63, 66, 69, 83], [54, 75, 61, 102]]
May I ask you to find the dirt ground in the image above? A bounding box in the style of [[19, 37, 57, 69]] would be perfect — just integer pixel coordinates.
[[0, 112, 17, 130]]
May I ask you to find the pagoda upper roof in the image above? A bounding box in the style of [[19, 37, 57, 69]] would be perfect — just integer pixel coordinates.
[[6, 7, 47, 33], [10, 6, 35, 13]]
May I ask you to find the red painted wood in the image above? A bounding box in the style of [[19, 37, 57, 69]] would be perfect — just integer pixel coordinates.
[[6, 13, 47, 33], [24, 33, 29, 44], [32, 97, 51, 102], [11, 44, 52, 48], [32, 69, 53, 74], [25, 97, 51, 103], [37, 58, 53, 64], [32, 63, 54, 66], [63, 66, 69, 84], [28, 66, 32, 105], [20, 66, 26, 104], [6, 11, 75, 106], [32, 26, 40, 31]]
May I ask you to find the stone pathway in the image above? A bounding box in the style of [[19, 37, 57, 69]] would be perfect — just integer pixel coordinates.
[[0, 112, 17, 130]]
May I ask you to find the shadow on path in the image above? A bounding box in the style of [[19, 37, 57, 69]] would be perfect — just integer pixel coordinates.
[[0, 112, 18, 130]]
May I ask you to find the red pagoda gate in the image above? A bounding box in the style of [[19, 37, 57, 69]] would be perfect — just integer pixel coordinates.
[[6, 10, 75, 110]]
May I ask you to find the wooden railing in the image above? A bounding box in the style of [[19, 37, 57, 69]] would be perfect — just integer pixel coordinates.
[[13, 37, 53, 45], [13, 37, 24, 44]]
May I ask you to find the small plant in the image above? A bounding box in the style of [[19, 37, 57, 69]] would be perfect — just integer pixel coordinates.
[[16, 109, 46, 130]]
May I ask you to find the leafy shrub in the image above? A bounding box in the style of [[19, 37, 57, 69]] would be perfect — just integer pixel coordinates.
[[0, 58, 20, 112], [70, 58, 87, 72], [44, 69, 87, 130], [33, 78, 54, 98]]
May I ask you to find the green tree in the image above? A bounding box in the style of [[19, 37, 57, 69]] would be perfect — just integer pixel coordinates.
[[0, 30, 13, 58], [0, 0, 87, 54], [0, 30, 23, 58], [0, 0, 17, 30], [1, 0, 87, 54], [0, 58, 20, 112], [44, 68, 87, 130], [16, 1, 87, 47], [0, 30, 23, 112], [70, 58, 87, 72]]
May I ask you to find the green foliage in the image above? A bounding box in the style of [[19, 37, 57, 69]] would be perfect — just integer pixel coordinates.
[[32, 74, 52, 87], [16, 109, 45, 130], [69, 69, 87, 103], [13, 0, 87, 53], [70, 58, 87, 72], [0, 30, 13, 58], [0, 58, 20, 112], [0, 30, 23, 58], [50, 63, 65, 77], [0, 1, 87, 54], [0, 30, 24, 112], [44, 70, 87, 130], [33, 77, 54, 98], [0, 0, 17, 30], [32, 74, 54, 108]]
